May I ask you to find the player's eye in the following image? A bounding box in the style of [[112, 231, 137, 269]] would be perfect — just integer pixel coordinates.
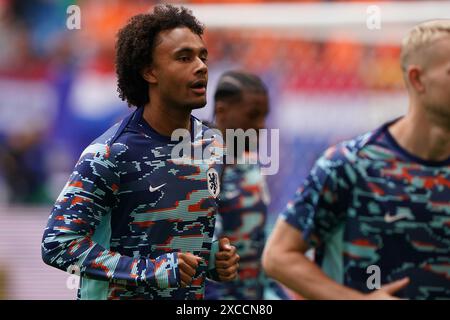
[[178, 56, 191, 62], [200, 56, 208, 64]]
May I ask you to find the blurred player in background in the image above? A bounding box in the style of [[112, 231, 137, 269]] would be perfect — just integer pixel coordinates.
[[205, 71, 289, 300], [263, 20, 450, 299], [41, 5, 239, 300]]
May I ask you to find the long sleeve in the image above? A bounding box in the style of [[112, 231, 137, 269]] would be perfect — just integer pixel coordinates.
[[280, 145, 352, 248], [41, 143, 179, 289]]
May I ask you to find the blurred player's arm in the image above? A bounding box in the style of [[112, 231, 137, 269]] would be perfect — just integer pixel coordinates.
[[263, 146, 409, 299], [263, 219, 409, 300], [41, 143, 197, 289], [263, 219, 364, 299]]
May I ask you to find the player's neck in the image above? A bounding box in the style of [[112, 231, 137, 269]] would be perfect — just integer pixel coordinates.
[[389, 108, 450, 162], [142, 100, 191, 138]]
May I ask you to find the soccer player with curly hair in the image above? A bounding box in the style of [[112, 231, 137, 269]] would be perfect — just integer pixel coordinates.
[[42, 4, 239, 300]]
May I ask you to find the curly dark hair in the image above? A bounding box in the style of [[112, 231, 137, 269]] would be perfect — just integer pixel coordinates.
[[115, 4, 204, 108]]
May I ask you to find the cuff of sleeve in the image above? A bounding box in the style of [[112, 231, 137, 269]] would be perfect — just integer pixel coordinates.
[[151, 253, 179, 289]]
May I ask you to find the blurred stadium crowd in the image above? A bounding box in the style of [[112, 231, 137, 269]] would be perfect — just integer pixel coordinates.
[[0, 0, 405, 212]]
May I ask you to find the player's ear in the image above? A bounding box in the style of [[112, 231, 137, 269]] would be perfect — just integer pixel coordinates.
[[141, 65, 158, 85], [407, 65, 425, 93]]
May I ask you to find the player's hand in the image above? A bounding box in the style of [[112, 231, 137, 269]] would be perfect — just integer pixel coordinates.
[[215, 237, 240, 282], [177, 252, 203, 287], [364, 277, 410, 300]]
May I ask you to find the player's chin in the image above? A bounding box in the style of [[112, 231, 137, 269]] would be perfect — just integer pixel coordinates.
[[186, 97, 207, 110]]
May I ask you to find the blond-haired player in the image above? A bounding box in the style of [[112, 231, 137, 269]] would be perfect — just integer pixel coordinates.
[[263, 20, 450, 300]]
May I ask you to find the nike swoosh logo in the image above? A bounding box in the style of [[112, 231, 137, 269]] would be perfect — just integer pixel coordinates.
[[384, 213, 408, 223], [149, 183, 166, 192]]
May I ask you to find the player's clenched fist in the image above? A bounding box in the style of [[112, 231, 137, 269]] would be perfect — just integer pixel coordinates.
[[177, 252, 203, 287], [215, 237, 240, 282]]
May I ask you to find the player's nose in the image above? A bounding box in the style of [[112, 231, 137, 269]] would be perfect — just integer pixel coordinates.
[[194, 56, 208, 75]]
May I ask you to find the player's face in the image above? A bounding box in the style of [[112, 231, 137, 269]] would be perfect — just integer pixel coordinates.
[[222, 92, 269, 132], [421, 36, 450, 122], [151, 27, 208, 110], [217, 91, 269, 152]]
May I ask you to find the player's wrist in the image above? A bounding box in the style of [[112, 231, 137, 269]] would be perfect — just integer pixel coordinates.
[[146, 252, 179, 289]]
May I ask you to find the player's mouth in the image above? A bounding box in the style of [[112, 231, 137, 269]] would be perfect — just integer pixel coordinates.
[[189, 79, 207, 95]]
